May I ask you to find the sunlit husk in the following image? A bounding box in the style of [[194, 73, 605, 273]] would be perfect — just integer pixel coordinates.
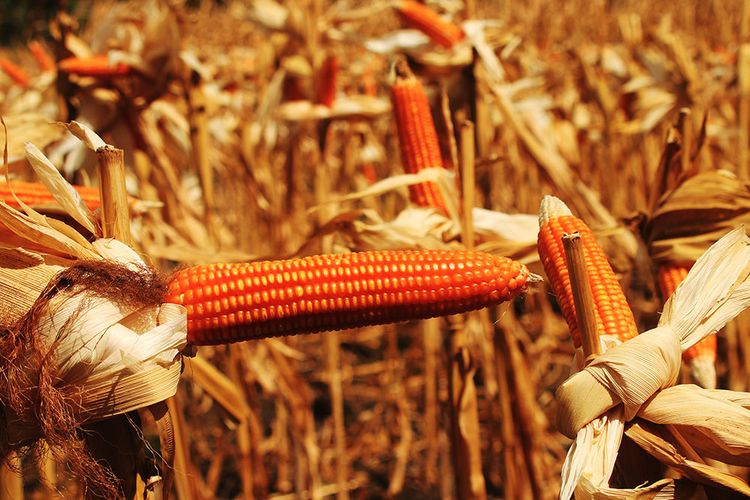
[[558, 227, 750, 497], [1, 128, 186, 448]]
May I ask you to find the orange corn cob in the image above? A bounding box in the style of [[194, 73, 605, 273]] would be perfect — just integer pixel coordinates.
[[166, 249, 532, 345], [58, 55, 131, 77], [1, 180, 101, 211], [315, 55, 338, 108], [391, 60, 447, 211], [657, 262, 717, 387], [396, 1, 465, 49], [0, 58, 30, 87], [28, 41, 54, 72], [537, 196, 638, 347]]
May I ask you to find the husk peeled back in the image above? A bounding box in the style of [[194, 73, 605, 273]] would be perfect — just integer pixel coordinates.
[[0, 129, 187, 495], [557, 227, 750, 498]]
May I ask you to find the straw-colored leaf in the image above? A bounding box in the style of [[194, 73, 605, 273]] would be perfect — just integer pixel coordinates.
[[24, 142, 99, 234], [66, 120, 108, 151]]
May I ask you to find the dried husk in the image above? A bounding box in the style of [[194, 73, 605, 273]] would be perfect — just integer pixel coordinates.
[[647, 170, 750, 264], [305, 168, 541, 268], [557, 227, 750, 497], [0, 132, 187, 496]]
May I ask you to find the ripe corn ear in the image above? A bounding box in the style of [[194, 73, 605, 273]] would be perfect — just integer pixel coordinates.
[[537, 195, 638, 347], [391, 60, 447, 211], [166, 249, 532, 345], [0, 58, 30, 87], [58, 55, 131, 76], [396, 0, 465, 49], [0, 181, 101, 210], [28, 41, 54, 72], [0, 180, 102, 211], [315, 55, 338, 108]]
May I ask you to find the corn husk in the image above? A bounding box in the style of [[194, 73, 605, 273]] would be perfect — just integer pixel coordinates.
[[0, 114, 65, 163], [557, 227, 750, 497], [0, 127, 187, 494], [648, 170, 750, 264]]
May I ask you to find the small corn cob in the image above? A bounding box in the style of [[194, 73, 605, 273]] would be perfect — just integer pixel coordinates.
[[0, 58, 30, 87], [166, 249, 532, 345], [1, 180, 101, 211], [58, 55, 131, 77], [391, 60, 447, 211], [28, 41, 54, 72], [395, 1, 465, 49], [315, 55, 338, 108], [657, 262, 717, 388], [537, 196, 638, 347]]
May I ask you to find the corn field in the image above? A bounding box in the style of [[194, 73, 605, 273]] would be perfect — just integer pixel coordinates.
[[2, 1, 750, 498]]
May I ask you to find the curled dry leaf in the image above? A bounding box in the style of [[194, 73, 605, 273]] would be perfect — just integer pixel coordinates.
[[648, 170, 750, 263]]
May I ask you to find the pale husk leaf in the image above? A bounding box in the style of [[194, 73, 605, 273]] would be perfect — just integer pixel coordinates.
[[558, 228, 750, 496], [66, 120, 107, 151], [0, 247, 65, 327], [0, 201, 99, 259], [24, 142, 98, 234]]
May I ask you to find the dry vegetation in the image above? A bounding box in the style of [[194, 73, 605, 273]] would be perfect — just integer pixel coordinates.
[[2, 0, 750, 498]]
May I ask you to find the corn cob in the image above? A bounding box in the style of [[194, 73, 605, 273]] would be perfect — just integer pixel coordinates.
[[315, 55, 338, 108], [537, 195, 638, 347], [28, 41, 54, 72], [0, 58, 30, 87], [0, 180, 101, 211], [391, 60, 448, 211], [166, 249, 532, 345], [657, 262, 717, 388], [395, 1, 465, 49], [58, 55, 132, 77]]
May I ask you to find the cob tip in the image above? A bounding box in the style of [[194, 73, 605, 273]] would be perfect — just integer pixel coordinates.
[[538, 195, 572, 226]]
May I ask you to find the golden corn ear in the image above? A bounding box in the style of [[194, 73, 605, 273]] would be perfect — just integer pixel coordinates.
[[166, 249, 532, 345], [391, 60, 447, 211], [0, 58, 30, 87], [1, 180, 102, 211], [537, 195, 638, 347], [396, 0, 465, 49], [657, 263, 717, 365]]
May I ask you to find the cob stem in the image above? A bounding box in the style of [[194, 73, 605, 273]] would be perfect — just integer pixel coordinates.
[[563, 232, 601, 361], [96, 145, 130, 243]]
